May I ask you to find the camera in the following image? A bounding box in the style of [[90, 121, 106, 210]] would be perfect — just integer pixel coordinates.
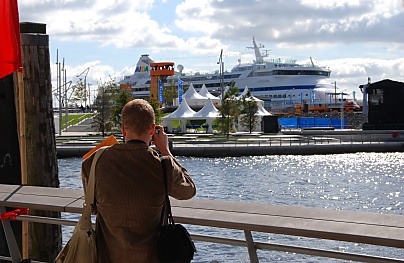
[[155, 128, 160, 134]]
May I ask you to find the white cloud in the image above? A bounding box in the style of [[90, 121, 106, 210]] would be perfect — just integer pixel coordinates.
[[19, 0, 404, 101], [299, 0, 361, 9], [319, 57, 404, 93], [175, 0, 218, 34], [20, 0, 404, 51]]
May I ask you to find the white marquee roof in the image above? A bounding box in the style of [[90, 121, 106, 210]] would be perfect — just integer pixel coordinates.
[[257, 103, 272, 116], [198, 84, 220, 100], [193, 99, 220, 119], [162, 99, 196, 119], [183, 83, 207, 100], [238, 86, 263, 102]]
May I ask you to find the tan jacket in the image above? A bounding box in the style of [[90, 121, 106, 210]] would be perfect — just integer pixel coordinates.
[[82, 143, 196, 263]]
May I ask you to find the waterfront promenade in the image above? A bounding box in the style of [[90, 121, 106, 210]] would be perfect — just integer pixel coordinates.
[[54, 112, 404, 157], [56, 129, 404, 158]]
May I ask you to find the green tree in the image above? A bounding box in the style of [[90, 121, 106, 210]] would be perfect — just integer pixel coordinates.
[[70, 79, 87, 107], [111, 83, 132, 131], [219, 86, 241, 138], [240, 90, 259, 133], [91, 79, 114, 136], [163, 79, 178, 106], [148, 99, 162, 125]]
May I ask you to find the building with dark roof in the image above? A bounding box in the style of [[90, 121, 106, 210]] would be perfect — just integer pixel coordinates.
[[361, 79, 404, 130]]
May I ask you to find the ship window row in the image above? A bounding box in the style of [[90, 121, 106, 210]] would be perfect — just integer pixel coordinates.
[[180, 74, 240, 83], [234, 66, 253, 72], [224, 74, 241, 79], [181, 76, 214, 82], [250, 72, 273, 77], [133, 87, 149, 92], [272, 70, 330, 76], [264, 94, 310, 99], [193, 83, 220, 89]]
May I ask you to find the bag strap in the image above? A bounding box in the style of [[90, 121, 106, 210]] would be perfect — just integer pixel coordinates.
[[80, 146, 108, 230], [86, 146, 108, 207], [160, 157, 175, 226]]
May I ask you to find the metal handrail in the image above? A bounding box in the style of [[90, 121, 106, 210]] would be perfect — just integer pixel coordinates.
[[1, 213, 402, 263]]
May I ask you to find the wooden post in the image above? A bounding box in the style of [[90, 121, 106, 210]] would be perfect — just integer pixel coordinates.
[[17, 69, 28, 260], [16, 22, 61, 262]]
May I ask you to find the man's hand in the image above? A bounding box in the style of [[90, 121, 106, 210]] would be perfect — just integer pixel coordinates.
[[152, 125, 172, 156]]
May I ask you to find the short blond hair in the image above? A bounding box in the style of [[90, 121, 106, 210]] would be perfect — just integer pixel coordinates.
[[121, 99, 155, 135]]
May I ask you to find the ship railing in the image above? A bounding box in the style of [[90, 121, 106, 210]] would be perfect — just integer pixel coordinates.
[[1, 184, 404, 263]]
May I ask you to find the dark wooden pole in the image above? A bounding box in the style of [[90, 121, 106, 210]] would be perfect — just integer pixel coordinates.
[[16, 22, 62, 262]]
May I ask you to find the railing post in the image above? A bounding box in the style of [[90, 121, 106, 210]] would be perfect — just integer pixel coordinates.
[[0, 207, 22, 263], [244, 230, 259, 263]]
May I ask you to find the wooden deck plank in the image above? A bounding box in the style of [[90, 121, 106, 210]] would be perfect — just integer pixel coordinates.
[[171, 199, 404, 228], [0, 184, 20, 193], [0, 185, 82, 212], [0, 185, 82, 199], [13, 185, 82, 199], [0, 193, 82, 212], [0, 185, 21, 201], [172, 207, 404, 248], [64, 198, 85, 213]]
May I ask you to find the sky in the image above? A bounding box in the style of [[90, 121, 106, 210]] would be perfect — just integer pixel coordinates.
[[18, 0, 404, 105]]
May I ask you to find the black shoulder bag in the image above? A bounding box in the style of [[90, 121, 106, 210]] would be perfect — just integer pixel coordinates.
[[157, 158, 196, 263]]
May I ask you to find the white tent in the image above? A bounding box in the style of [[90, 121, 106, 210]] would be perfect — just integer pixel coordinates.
[[257, 103, 271, 116], [238, 86, 250, 98], [182, 83, 207, 106], [162, 99, 196, 132], [238, 86, 265, 107], [192, 99, 220, 133], [220, 85, 230, 98], [238, 88, 271, 132], [173, 83, 208, 106], [198, 84, 221, 106]]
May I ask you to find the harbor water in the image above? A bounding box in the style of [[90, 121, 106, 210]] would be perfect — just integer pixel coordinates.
[[58, 152, 404, 262]]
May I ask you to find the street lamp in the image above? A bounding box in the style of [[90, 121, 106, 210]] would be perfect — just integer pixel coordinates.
[[77, 67, 90, 107], [217, 49, 224, 99], [88, 83, 92, 110], [217, 49, 225, 134], [62, 80, 72, 129], [334, 81, 337, 104]]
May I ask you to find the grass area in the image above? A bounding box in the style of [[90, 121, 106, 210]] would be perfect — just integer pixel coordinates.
[[61, 113, 95, 130]]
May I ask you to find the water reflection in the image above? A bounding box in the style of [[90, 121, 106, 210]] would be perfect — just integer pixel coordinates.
[[58, 152, 404, 262]]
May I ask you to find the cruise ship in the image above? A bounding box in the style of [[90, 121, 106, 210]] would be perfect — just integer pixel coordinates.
[[120, 38, 353, 110]]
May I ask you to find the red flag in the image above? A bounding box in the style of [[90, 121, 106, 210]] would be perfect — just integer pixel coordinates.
[[0, 0, 22, 79]]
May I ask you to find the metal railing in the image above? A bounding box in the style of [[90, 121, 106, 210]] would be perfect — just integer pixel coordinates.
[[2, 213, 403, 263], [174, 135, 400, 147], [2, 194, 404, 263]]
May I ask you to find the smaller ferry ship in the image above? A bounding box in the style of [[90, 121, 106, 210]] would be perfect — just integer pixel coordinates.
[[120, 38, 358, 111]]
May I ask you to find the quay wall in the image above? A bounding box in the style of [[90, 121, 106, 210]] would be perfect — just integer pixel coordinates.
[[170, 142, 404, 157], [57, 142, 404, 158]]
